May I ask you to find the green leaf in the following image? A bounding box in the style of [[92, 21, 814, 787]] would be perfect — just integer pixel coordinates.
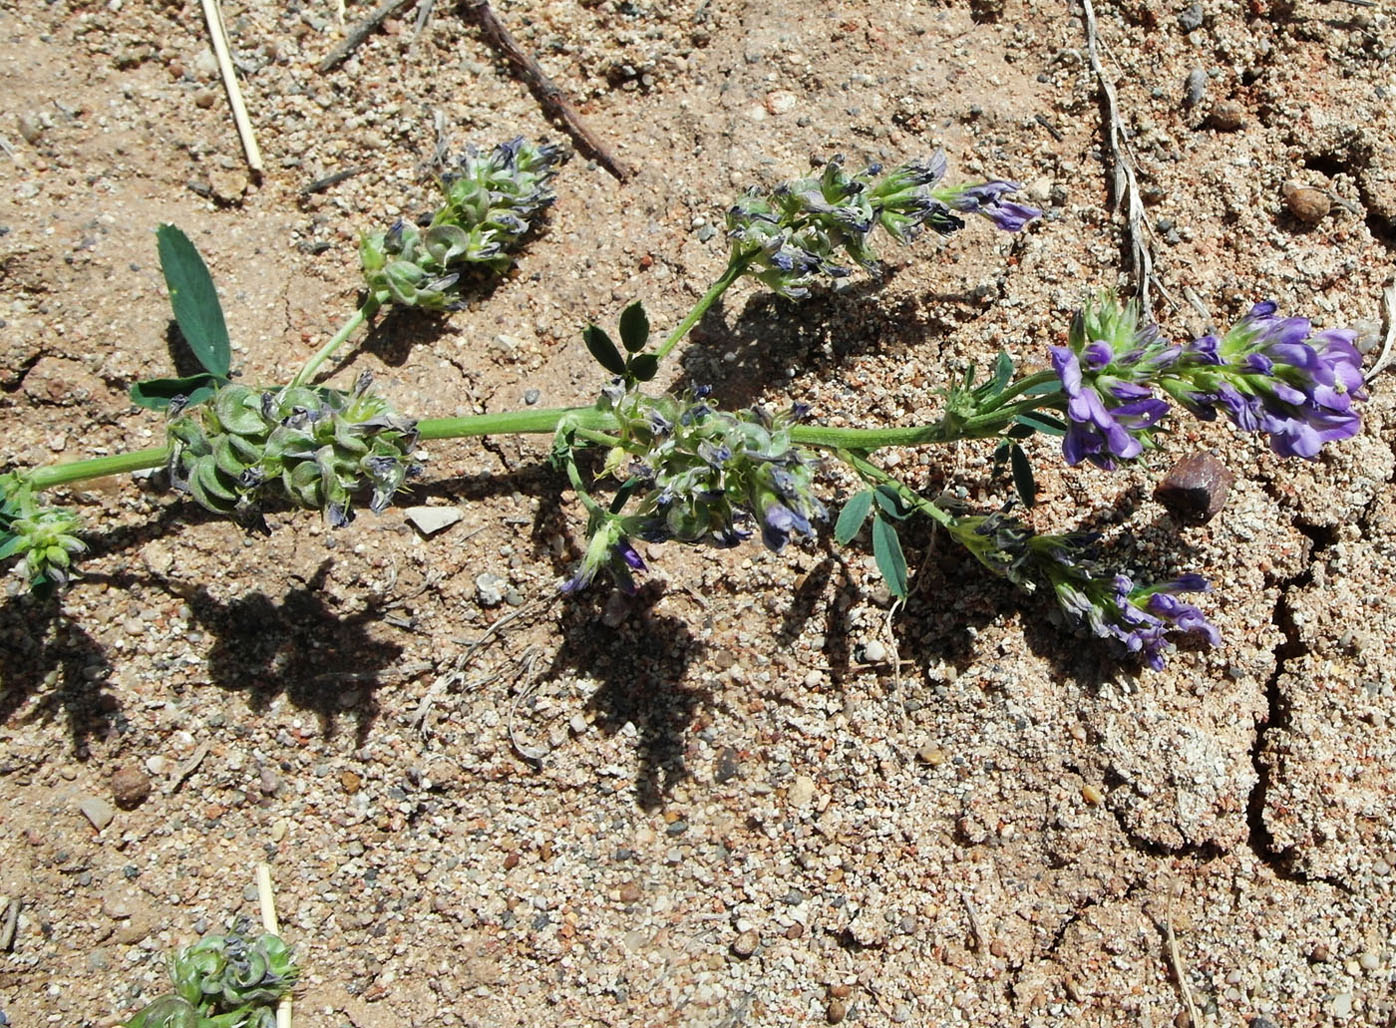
[[583, 324, 627, 376], [872, 484, 906, 520], [129, 373, 220, 411], [1009, 443, 1037, 508], [1023, 379, 1064, 396], [871, 515, 908, 599], [627, 353, 660, 382], [156, 224, 231, 378], [0, 533, 24, 561], [1005, 422, 1036, 440], [834, 490, 873, 544], [989, 351, 1013, 393], [618, 301, 650, 354], [1013, 410, 1068, 437]]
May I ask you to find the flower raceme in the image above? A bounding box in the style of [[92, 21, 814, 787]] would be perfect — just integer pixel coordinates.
[[949, 510, 1220, 669], [1049, 298, 1368, 468], [726, 152, 1040, 298]]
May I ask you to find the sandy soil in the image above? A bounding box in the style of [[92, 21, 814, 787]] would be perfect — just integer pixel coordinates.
[[2, 1, 1395, 1025]]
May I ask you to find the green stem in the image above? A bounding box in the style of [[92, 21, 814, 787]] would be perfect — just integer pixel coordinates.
[[653, 250, 757, 363], [28, 447, 171, 490], [289, 300, 379, 388], [835, 449, 954, 529], [416, 405, 613, 441]]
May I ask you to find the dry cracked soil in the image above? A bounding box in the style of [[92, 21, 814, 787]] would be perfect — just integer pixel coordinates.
[[2, 0, 1396, 1025]]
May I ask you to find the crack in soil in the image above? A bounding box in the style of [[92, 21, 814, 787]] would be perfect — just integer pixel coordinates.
[[1245, 521, 1355, 895]]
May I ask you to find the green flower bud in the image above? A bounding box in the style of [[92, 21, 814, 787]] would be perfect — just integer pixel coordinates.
[[360, 137, 563, 310]]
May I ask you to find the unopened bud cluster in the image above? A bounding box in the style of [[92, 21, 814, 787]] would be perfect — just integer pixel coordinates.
[[726, 152, 1039, 298], [0, 472, 85, 590], [360, 137, 563, 310], [124, 921, 298, 1028], [167, 374, 418, 525]]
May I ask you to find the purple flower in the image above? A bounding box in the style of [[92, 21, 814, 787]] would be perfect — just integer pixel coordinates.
[[1170, 302, 1369, 459], [760, 501, 811, 552], [1051, 346, 1170, 469], [940, 180, 1042, 232], [560, 516, 648, 595]]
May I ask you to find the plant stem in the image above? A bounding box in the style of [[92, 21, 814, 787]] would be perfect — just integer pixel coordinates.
[[653, 250, 756, 363], [416, 405, 612, 441], [289, 300, 379, 388], [836, 449, 954, 529], [28, 447, 170, 490]]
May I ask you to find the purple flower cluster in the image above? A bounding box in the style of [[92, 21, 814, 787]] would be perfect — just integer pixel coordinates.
[[1057, 572, 1221, 671], [947, 510, 1220, 670], [1169, 301, 1367, 459], [1049, 298, 1368, 468]]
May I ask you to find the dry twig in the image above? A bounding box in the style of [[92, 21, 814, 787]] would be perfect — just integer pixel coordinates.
[[255, 864, 292, 1028], [1080, 0, 1171, 315], [409, 0, 437, 52], [200, 0, 263, 173], [1364, 281, 1396, 383], [463, 0, 632, 182], [412, 593, 555, 733], [317, 0, 417, 73]]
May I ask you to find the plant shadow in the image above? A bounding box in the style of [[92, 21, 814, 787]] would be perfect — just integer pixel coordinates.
[[547, 583, 707, 811], [0, 592, 114, 756], [677, 275, 993, 410], [161, 561, 402, 745]]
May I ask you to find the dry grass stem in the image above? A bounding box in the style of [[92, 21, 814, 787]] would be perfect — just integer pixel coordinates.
[[200, 0, 263, 173]]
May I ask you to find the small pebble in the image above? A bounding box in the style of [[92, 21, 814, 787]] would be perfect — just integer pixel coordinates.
[[1332, 992, 1353, 1018], [79, 796, 116, 831], [731, 930, 759, 958], [1082, 784, 1105, 806], [523, 388, 541, 405], [1209, 100, 1244, 132], [1282, 180, 1330, 225], [405, 505, 463, 536], [619, 881, 642, 903], [1184, 67, 1207, 106], [1154, 452, 1235, 524], [827, 996, 850, 1024], [17, 113, 43, 144], [862, 639, 887, 663], [788, 775, 817, 807], [714, 746, 741, 784], [1359, 952, 1380, 971], [1178, 3, 1204, 30], [110, 766, 152, 809], [475, 572, 507, 607], [917, 745, 945, 766]]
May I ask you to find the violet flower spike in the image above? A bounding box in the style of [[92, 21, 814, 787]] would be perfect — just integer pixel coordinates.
[[1165, 300, 1369, 459]]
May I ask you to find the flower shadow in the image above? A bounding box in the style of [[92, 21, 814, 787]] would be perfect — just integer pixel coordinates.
[[549, 584, 706, 811], [676, 276, 993, 411], [0, 591, 114, 754]]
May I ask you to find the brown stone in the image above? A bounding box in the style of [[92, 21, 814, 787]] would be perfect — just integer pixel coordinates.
[[1209, 100, 1244, 131], [1282, 181, 1330, 225], [1154, 452, 1235, 523], [110, 765, 152, 809], [731, 930, 759, 958]]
